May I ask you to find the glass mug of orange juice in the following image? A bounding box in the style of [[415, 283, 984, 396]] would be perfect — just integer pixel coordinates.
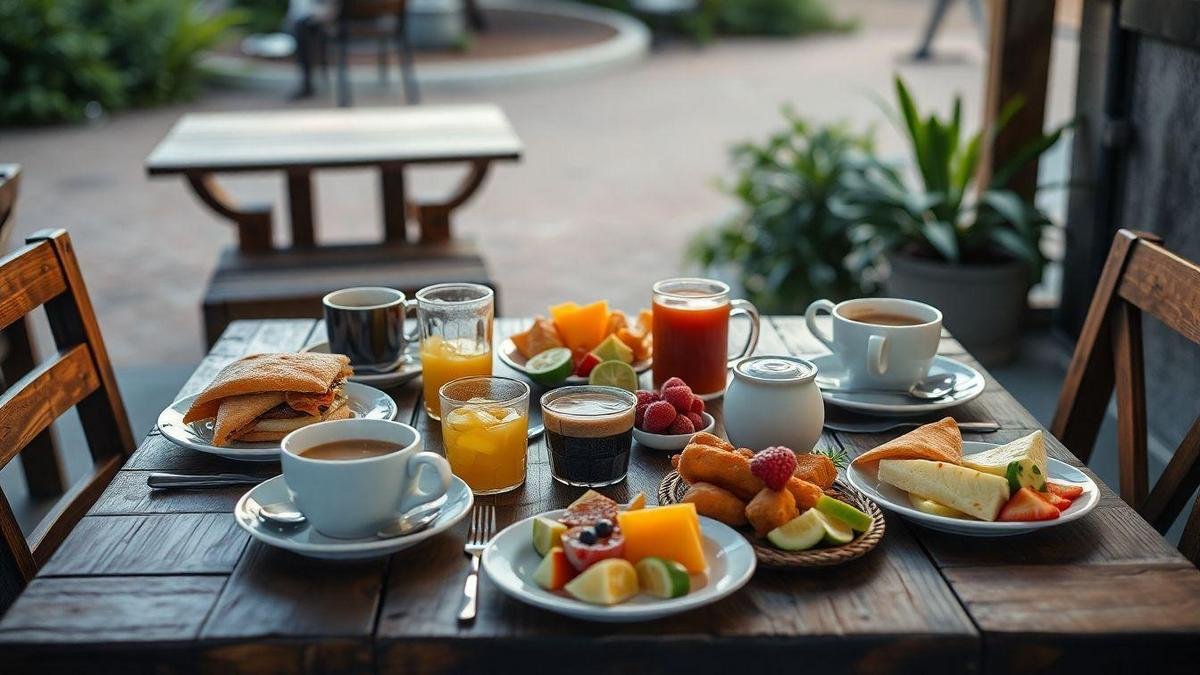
[[652, 278, 760, 398], [440, 376, 530, 494], [416, 283, 494, 419]]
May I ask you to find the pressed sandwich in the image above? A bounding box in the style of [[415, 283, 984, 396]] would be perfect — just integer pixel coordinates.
[[183, 353, 354, 445]]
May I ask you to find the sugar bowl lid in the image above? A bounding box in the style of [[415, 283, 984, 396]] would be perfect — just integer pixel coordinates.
[[733, 355, 817, 384]]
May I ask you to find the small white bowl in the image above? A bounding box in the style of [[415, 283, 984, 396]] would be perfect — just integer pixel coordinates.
[[633, 412, 715, 451]]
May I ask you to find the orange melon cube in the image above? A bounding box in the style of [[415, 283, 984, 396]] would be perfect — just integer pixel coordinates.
[[616, 503, 707, 574], [549, 301, 580, 324], [552, 300, 610, 352]]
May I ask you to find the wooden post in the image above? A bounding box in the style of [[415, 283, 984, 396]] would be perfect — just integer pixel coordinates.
[[980, 0, 1057, 198]]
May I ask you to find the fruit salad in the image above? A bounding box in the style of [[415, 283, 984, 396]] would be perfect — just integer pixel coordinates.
[[634, 378, 707, 436], [510, 302, 652, 388], [529, 490, 703, 606]]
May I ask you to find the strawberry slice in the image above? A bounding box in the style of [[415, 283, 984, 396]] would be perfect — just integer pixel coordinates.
[[1040, 490, 1072, 511], [1047, 481, 1084, 500], [573, 352, 602, 377], [998, 487, 1061, 522]]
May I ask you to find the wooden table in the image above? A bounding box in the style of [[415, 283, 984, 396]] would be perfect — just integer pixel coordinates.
[[2, 318, 1199, 674], [145, 105, 522, 249]]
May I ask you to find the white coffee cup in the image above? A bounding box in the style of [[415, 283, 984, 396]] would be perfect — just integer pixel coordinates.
[[281, 419, 451, 539], [804, 298, 942, 390]]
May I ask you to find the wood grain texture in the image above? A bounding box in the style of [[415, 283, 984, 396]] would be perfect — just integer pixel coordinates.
[[0, 241, 66, 332], [38, 513, 247, 576], [0, 344, 98, 467]]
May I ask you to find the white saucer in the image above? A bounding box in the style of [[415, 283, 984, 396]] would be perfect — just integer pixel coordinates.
[[301, 341, 422, 389], [233, 474, 473, 560], [846, 441, 1100, 536], [632, 412, 716, 451], [157, 381, 399, 462], [807, 353, 984, 417], [498, 338, 652, 386], [483, 509, 755, 623]]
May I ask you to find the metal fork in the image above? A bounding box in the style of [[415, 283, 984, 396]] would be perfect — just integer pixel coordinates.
[[458, 503, 495, 623]]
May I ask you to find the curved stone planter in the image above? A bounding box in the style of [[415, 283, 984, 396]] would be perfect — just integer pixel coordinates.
[[204, 0, 649, 92]]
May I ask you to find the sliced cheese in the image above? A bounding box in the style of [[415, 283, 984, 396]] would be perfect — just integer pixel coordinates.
[[962, 430, 1048, 492], [879, 459, 1011, 521]]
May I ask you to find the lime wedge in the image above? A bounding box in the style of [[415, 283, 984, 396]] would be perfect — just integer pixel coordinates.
[[814, 495, 874, 532], [635, 557, 690, 599], [525, 347, 573, 386], [588, 360, 639, 392]]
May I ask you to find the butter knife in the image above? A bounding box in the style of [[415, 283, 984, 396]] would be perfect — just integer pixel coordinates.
[[824, 420, 999, 434], [147, 473, 267, 489]]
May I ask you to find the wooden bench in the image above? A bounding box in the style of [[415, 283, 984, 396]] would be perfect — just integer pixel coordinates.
[[145, 105, 522, 345]]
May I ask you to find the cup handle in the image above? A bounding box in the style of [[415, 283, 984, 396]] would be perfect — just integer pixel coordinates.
[[867, 334, 889, 376], [726, 299, 761, 367], [402, 298, 422, 346], [399, 451, 452, 513], [804, 299, 837, 351]]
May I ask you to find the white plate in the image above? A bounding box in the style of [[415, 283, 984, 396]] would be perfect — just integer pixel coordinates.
[[301, 341, 422, 389], [157, 381, 399, 461], [633, 413, 715, 451], [808, 353, 984, 417], [483, 508, 755, 622], [233, 474, 473, 560], [498, 338, 651, 386], [846, 441, 1100, 536]]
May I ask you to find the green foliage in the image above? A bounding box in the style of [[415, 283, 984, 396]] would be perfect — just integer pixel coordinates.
[[582, 0, 853, 41], [841, 75, 1067, 282], [687, 109, 879, 313], [0, 0, 243, 125], [230, 0, 289, 34]]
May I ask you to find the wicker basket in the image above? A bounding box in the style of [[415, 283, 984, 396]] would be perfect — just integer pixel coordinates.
[[657, 471, 885, 569]]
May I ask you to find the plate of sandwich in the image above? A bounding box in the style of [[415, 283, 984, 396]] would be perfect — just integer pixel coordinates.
[[157, 353, 399, 461]]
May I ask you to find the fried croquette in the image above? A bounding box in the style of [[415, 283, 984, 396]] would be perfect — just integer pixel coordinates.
[[745, 487, 799, 538], [678, 443, 763, 500], [785, 476, 823, 510], [793, 453, 837, 490], [733, 447, 754, 460], [689, 431, 735, 452], [681, 482, 747, 526]]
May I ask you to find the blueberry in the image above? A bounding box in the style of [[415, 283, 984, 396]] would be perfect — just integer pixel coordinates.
[[594, 519, 613, 537], [578, 528, 597, 545]]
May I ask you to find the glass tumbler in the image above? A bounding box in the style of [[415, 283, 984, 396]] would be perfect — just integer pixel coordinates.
[[416, 283, 494, 419], [440, 376, 530, 495]]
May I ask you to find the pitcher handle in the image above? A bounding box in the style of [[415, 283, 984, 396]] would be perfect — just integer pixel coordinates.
[[804, 299, 837, 351], [726, 299, 761, 368], [399, 451, 452, 514], [402, 298, 422, 346]]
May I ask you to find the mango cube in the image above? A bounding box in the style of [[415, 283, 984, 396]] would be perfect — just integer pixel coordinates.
[[616, 503, 707, 574]]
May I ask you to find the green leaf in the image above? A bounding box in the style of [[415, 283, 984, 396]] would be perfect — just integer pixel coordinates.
[[921, 220, 960, 262]]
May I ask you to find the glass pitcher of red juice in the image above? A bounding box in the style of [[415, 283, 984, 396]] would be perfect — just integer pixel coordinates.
[[652, 278, 760, 398]]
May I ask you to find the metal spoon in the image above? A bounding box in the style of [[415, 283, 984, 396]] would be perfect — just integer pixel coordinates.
[[376, 505, 442, 539], [257, 501, 307, 527], [817, 372, 960, 400], [527, 424, 544, 442]]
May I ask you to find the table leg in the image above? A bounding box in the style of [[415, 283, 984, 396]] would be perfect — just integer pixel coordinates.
[[381, 166, 408, 244], [184, 173, 273, 253], [286, 170, 316, 248], [412, 160, 491, 243]]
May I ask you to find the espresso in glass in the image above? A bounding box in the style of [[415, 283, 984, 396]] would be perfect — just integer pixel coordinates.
[[841, 309, 925, 326], [300, 439, 401, 461], [541, 386, 637, 487]]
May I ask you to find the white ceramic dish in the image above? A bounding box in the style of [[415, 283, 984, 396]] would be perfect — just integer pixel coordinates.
[[233, 474, 472, 560], [483, 509, 756, 622], [301, 341, 422, 389], [633, 413, 715, 451], [498, 338, 651, 386], [808, 353, 984, 417], [157, 381, 399, 461], [846, 441, 1100, 536]]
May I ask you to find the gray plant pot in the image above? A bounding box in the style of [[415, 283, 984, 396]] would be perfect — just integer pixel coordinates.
[[884, 253, 1030, 366]]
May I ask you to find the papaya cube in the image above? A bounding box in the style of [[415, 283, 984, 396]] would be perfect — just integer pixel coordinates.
[[553, 300, 610, 352], [549, 301, 580, 324], [616, 503, 707, 574]]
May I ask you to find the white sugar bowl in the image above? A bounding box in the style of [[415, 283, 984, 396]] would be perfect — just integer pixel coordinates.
[[723, 356, 824, 453]]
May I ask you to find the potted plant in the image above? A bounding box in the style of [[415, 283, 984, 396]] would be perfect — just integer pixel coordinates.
[[842, 75, 1066, 365], [687, 108, 879, 313]]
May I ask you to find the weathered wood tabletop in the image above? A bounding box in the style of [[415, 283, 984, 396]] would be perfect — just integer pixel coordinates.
[[2, 318, 1198, 674]]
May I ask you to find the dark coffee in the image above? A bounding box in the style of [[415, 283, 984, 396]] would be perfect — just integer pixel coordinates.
[[542, 390, 635, 487], [842, 309, 925, 326], [301, 439, 401, 461]]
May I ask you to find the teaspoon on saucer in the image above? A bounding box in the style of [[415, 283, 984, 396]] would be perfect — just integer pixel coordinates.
[[817, 372, 959, 400]]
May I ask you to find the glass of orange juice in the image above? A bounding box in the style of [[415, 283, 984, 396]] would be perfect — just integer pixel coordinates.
[[416, 283, 494, 419], [440, 376, 530, 494]]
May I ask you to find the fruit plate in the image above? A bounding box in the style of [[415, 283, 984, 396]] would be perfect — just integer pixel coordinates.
[[658, 473, 886, 568], [633, 413, 715, 451], [498, 338, 651, 385], [483, 508, 755, 623], [845, 441, 1100, 536]]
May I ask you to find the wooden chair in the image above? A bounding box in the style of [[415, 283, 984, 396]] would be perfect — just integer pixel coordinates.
[[328, 0, 419, 107], [1051, 229, 1200, 564], [0, 229, 134, 610]]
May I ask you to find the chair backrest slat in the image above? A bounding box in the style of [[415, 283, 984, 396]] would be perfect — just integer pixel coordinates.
[[0, 344, 100, 469], [0, 242, 68, 331], [1052, 228, 1200, 565]]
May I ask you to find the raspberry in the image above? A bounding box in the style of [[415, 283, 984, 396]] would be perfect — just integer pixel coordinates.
[[642, 400, 677, 433], [635, 403, 650, 429], [667, 414, 695, 435], [661, 377, 687, 390], [661, 386, 694, 414], [686, 412, 705, 429], [750, 446, 798, 491], [635, 390, 659, 407], [689, 397, 705, 415]]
